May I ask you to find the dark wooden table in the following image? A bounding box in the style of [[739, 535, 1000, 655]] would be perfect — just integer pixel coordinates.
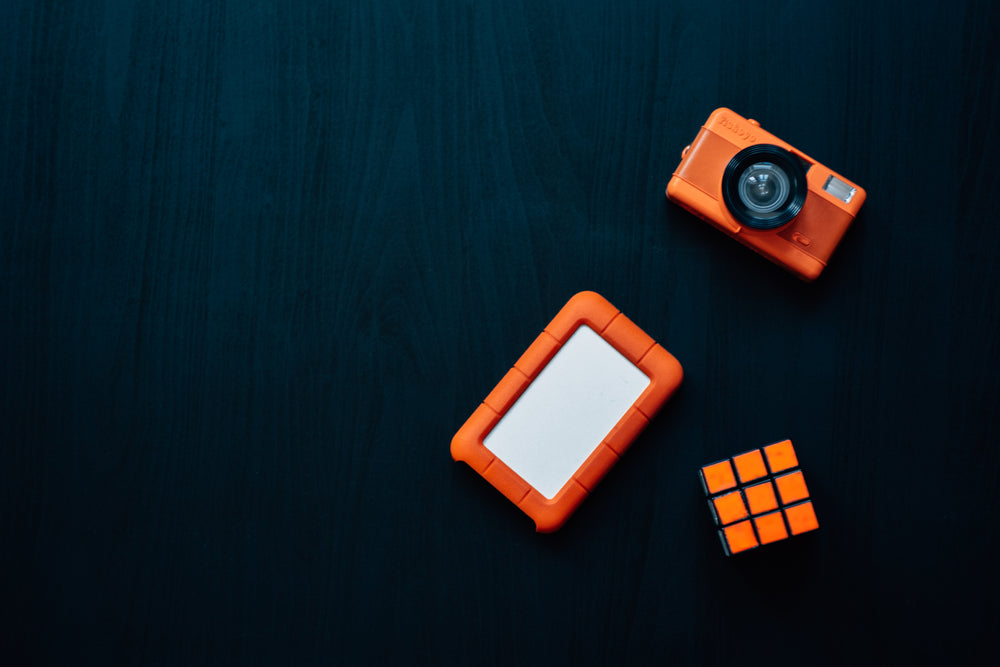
[[3, 1, 998, 664]]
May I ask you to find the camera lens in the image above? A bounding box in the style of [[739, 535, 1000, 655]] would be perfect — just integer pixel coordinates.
[[738, 163, 790, 213], [722, 145, 808, 230]]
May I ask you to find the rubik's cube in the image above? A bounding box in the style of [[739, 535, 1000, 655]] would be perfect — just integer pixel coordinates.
[[699, 440, 819, 556]]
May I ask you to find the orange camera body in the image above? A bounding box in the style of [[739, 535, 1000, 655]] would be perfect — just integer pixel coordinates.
[[666, 108, 866, 281]]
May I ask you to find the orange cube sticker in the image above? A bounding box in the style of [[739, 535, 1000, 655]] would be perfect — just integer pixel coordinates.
[[732, 449, 768, 483], [700, 460, 737, 495], [711, 491, 748, 526], [754, 511, 789, 544], [785, 501, 820, 535], [763, 440, 799, 473], [699, 439, 818, 556], [744, 481, 778, 515], [722, 520, 758, 555], [775, 471, 810, 505]]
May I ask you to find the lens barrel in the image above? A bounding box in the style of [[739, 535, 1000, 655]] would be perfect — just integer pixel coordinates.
[[722, 144, 808, 230]]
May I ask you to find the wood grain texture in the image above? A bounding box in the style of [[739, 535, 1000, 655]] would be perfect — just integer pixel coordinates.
[[2, 1, 998, 664]]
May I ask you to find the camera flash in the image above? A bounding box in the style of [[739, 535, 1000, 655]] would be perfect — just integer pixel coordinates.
[[823, 174, 857, 203]]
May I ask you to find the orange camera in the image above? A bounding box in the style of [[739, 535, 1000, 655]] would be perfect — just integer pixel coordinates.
[[666, 108, 866, 281]]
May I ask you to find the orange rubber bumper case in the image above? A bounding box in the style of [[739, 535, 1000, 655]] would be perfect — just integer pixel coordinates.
[[451, 291, 684, 532], [700, 439, 819, 555]]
